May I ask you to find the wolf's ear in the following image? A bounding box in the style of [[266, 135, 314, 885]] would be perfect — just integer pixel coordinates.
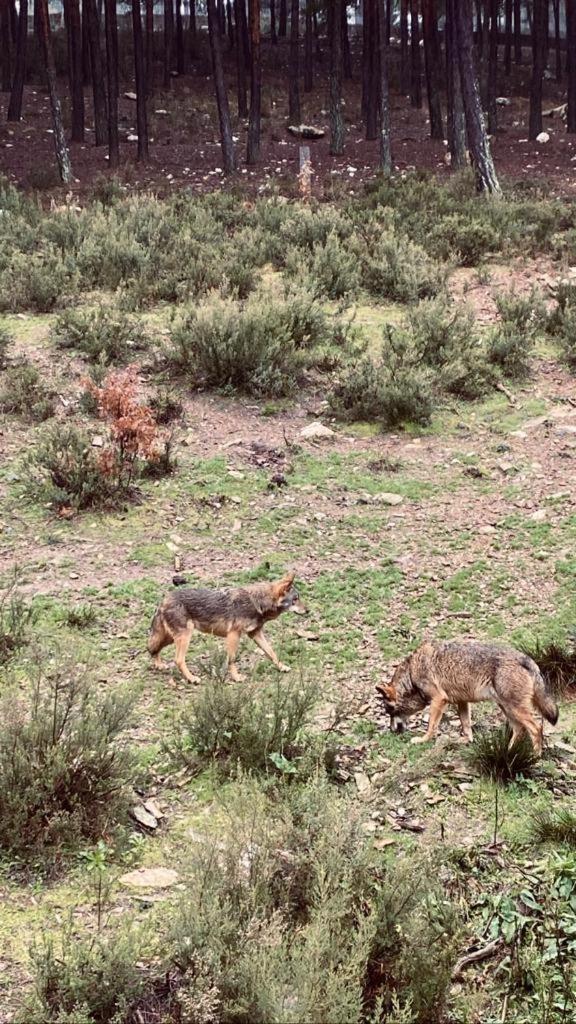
[[273, 572, 295, 599], [376, 683, 397, 700]]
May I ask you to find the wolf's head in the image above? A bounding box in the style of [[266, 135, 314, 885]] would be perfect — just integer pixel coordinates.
[[272, 573, 307, 615], [375, 658, 428, 733]]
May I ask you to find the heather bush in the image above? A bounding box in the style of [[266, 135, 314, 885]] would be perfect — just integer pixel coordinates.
[[361, 230, 447, 303], [0, 362, 56, 422], [0, 570, 38, 666], [407, 297, 495, 398], [25, 424, 112, 511], [0, 249, 77, 312], [51, 306, 147, 365], [0, 323, 12, 367]]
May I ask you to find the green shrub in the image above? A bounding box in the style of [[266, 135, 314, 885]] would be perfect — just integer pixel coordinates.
[[24, 424, 116, 511], [488, 324, 534, 380], [0, 362, 55, 422], [466, 725, 539, 784], [426, 213, 501, 266], [546, 281, 576, 370], [51, 306, 147, 365], [149, 388, 184, 425], [408, 297, 494, 398], [305, 230, 361, 298], [0, 323, 12, 368], [61, 603, 98, 630], [518, 635, 576, 697], [329, 326, 433, 428], [0, 658, 134, 863], [0, 249, 77, 312], [167, 662, 323, 780], [0, 570, 37, 666], [362, 231, 447, 303], [530, 806, 576, 847]]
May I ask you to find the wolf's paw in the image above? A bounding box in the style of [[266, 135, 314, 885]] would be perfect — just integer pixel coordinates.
[[410, 735, 431, 745], [277, 663, 291, 673]]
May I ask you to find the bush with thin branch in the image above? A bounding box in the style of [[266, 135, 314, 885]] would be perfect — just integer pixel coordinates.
[[0, 362, 56, 422], [518, 636, 576, 697], [530, 806, 576, 847], [51, 306, 148, 366], [0, 569, 37, 666], [465, 725, 539, 784]]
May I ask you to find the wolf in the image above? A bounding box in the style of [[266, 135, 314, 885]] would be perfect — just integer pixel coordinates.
[[147, 572, 306, 683], [375, 640, 558, 753]]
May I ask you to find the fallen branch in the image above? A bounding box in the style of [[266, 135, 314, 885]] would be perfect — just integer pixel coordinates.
[[495, 382, 517, 407], [452, 937, 504, 979]]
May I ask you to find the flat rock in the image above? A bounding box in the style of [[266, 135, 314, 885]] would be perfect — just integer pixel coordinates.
[[536, 131, 550, 143], [131, 805, 158, 830], [478, 524, 497, 535], [124, 91, 137, 101], [374, 492, 404, 506], [287, 124, 326, 138], [144, 798, 164, 820], [300, 421, 335, 440], [354, 771, 371, 796], [120, 867, 178, 889]]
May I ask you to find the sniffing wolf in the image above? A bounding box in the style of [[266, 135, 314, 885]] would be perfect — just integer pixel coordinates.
[[376, 640, 558, 753], [147, 572, 306, 683]]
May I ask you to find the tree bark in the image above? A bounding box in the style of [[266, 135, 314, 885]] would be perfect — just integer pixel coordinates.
[[455, 0, 501, 193], [567, 0, 576, 131], [37, 0, 73, 182], [82, 0, 91, 84], [270, 0, 277, 43], [164, 0, 174, 87], [342, 0, 352, 79], [190, 0, 197, 56], [400, 0, 409, 92], [364, 0, 379, 136], [279, 0, 287, 37], [504, 0, 513, 74], [6, 0, 26, 121], [304, 0, 313, 91], [328, 0, 344, 153], [553, 0, 561, 81], [234, 0, 248, 116], [85, 0, 108, 146], [487, 0, 498, 134], [514, 0, 522, 62], [238, 0, 249, 69], [7, 0, 16, 45], [63, 0, 84, 141], [0, 0, 12, 93], [529, 0, 547, 139], [446, 0, 467, 167], [104, 0, 119, 167], [422, 0, 443, 138], [377, 0, 392, 173], [246, 0, 261, 163], [132, 0, 149, 161], [410, 0, 422, 108], [207, 0, 236, 171], [226, 0, 234, 49], [176, 0, 185, 72], [288, 0, 300, 120], [145, 0, 154, 93]]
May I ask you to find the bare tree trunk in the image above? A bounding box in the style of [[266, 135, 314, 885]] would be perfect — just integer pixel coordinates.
[[234, 0, 248, 116], [328, 0, 344, 153], [37, 0, 73, 182], [226, 0, 234, 49], [567, 0, 576, 130], [238, 0, 249, 69], [504, 0, 513, 74], [422, 0, 443, 137], [8, 0, 16, 44], [82, 1, 90, 84], [164, 0, 174, 87], [132, 0, 149, 161], [487, 0, 498, 133], [410, 0, 422, 107], [313, 7, 322, 60], [400, 0, 409, 92], [246, 0, 261, 162], [456, 0, 501, 193], [553, 0, 561, 81], [145, 0, 154, 93], [104, 0, 119, 167], [85, 0, 108, 145], [6, 0, 26, 121], [377, 0, 392, 172], [0, 0, 12, 93], [364, 0, 379, 136], [176, 0, 186, 72], [64, 0, 84, 141], [279, 0, 287, 37], [446, 0, 467, 167], [342, 0, 352, 78], [529, 0, 547, 138], [270, 0, 277, 43], [207, 0, 236, 171], [514, 0, 522, 62], [304, 0, 313, 91], [190, 0, 197, 56], [288, 0, 300, 119]]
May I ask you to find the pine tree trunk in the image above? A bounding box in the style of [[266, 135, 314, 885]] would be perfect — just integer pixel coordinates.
[[0, 0, 12, 93], [145, 0, 154, 93], [566, 0, 576, 130], [504, 0, 512, 74], [342, 0, 352, 79], [37, 0, 73, 182], [304, 0, 313, 91], [455, 0, 501, 193], [313, 7, 322, 60], [176, 0, 185, 72], [270, 0, 277, 43], [238, 0, 250, 69], [364, 0, 379, 137], [85, 0, 108, 145], [553, 0, 561, 81], [410, 0, 422, 108], [63, 0, 84, 141], [279, 0, 287, 37], [226, 0, 234, 49], [288, 0, 300, 120], [82, 2, 91, 84], [487, 0, 498, 133], [400, 0, 409, 92], [328, 0, 344, 153], [422, 0, 443, 138], [446, 0, 467, 167], [164, 0, 174, 87], [514, 0, 522, 62], [104, 0, 119, 167], [234, 0, 248, 116], [246, 0, 261, 163], [529, 0, 547, 138], [190, 0, 197, 56], [132, 0, 149, 161], [207, 0, 236, 171], [377, 0, 392, 172], [6, 0, 26, 121], [362, 0, 370, 116]]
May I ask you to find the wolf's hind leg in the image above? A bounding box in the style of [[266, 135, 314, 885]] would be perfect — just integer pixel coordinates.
[[148, 617, 173, 671], [226, 630, 244, 682], [457, 701, 473, 742], [174, 624, 199, 684]]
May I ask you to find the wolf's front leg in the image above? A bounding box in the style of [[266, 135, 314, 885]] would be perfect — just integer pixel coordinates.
[[249, 628, 290, 672], [226, 630, 245, 682], [411, 696, 448, 744]]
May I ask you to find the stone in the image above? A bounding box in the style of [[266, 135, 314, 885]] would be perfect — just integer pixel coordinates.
[[478, 524, 497, 535], [124, 91, 137, 101], [536, 131, 550, 143], [144, 798, 164, 820], [529, 509, 547, 522], [300, 421, 336, 440], [496, 96, 511, 106], [354, 771, 371, 796], [287, 124, 326, 139], [374, 492, 404, 506], [91, 435, 104, 447], [131, 805, 158, 830], [120, 867, 178, 889]]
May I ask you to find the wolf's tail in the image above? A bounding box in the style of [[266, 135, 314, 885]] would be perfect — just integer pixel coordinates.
[[530, 663, 559, 725]]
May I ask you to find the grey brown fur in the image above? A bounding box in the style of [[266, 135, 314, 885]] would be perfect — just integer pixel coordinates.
[[376, 640, 558, 753]]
